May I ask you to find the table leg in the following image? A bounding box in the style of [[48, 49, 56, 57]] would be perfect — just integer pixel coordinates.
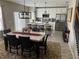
[[34, 42, 40, 58], [4, 38, 8, 51]]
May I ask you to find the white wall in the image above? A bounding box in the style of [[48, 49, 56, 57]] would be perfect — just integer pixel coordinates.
[[67, 0, 77, 59], [36, 8, 67, 18], [1, 1, 31, 31]]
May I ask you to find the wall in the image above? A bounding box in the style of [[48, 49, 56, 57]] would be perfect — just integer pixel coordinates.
[[0, 1, 31, 31], [67, 0, 77, 59]]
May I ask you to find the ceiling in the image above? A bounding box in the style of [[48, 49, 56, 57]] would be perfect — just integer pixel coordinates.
[[7, 0, 70, 7]]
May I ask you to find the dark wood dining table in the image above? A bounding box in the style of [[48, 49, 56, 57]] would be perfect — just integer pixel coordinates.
[[3, 31, 45, 58]]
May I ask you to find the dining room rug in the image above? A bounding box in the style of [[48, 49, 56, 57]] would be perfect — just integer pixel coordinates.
[[0, 40, 61, 59]]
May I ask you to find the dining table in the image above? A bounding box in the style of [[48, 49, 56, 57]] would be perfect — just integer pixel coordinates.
[[7, 31, 45, 41], [4, 31, 45, 58]]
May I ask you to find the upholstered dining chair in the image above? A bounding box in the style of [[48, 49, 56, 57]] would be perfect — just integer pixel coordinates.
[[7, 35, 21, 54], [19, 36, 33, 57]]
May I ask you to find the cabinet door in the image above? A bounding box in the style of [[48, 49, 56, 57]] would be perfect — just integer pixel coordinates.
[[56, 14, 66, 21]]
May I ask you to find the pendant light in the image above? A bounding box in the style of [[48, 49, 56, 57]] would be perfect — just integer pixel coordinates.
[[19, 0, 31, 19], [33, 0, 36, 21], [45, 0, 47, 13], [42, 0, 49, 18]]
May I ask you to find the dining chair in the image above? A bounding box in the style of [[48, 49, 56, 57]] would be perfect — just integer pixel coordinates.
[[19, 36, 33, 57], [40, 25, 44, 32], [3, 29, 11, 34], [7, 35, 21, 54], [39, 34, 48, 54], [3, 29, 11, 51], [32, 27, 38, 32]]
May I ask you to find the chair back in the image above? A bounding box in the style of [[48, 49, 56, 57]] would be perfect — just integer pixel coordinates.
[[42, 35, 45, 42], [3, 29, 11, 40], [7, 35, 20, 46], [44, 35, 48, 44], [19, 36, 32, 49], [3, 29, 11, 34]]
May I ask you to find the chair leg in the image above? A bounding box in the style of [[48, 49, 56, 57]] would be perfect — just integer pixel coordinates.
[[21, 48, 23, 55], [29, 50, 31, 57], [16, 46, 18, 54], [44, 45, 47, 54], [4, 39, 8, 51], [9, 46, 11, 53]]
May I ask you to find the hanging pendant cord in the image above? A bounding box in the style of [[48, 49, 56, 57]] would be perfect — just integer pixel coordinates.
[[45, 0, 47, 13], [28, 7, 29, 12], [34, 0, 36, 13], [24, 0, 25, 12], [34, 0, 36, 8]]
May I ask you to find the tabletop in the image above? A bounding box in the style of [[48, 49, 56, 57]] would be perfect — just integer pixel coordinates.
[[6, 31, 45, 42]]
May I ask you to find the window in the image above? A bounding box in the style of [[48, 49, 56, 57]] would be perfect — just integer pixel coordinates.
[[56, 14, 66, 22], [14, 12, 27, 31], [0, 6, 4, 30]]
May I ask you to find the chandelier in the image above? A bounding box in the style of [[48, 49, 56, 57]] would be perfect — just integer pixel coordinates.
[[19, 0, 31, 19]]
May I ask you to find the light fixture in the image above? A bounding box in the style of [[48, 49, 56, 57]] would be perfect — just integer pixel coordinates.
[[45, 0, 47, 13], [33, 0, 36, 21], [19, 0, 31, 19], [42, 0, 49, 18]]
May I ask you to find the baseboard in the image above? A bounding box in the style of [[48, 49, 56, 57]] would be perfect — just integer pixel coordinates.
[[68, 43, 78, 59]]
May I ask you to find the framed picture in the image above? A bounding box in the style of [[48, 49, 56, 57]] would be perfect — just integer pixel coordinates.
[[67, 8, 73, 22]]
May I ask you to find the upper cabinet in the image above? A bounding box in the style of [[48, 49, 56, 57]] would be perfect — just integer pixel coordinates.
[[36, 8, 67, 19]]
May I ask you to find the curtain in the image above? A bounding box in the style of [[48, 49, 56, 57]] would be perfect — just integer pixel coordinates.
[[0, 6, 4, 30]]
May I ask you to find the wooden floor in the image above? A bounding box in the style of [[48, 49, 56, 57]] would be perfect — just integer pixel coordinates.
[[48, 31, 73, 59], [0, 39, 61, 59]]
